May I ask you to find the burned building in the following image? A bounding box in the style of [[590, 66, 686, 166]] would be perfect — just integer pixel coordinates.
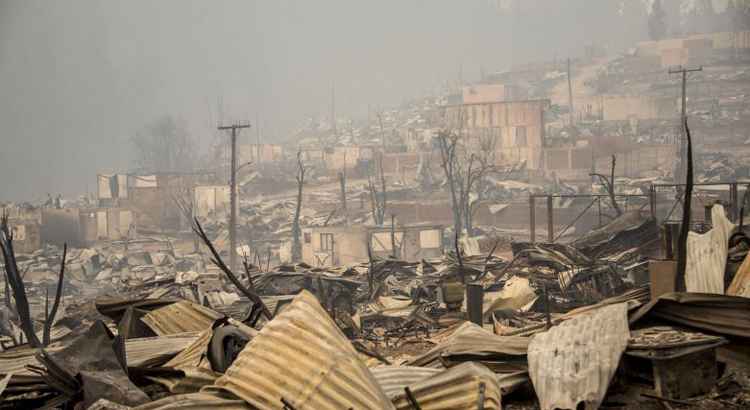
[[443, 99, 551, 169], [301, 223, 444, 267]]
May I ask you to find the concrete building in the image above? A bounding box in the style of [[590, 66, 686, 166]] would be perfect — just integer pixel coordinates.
[[443, 99, 550, 169], [7, 218, 41, 254], [576, 95, 678, 122], [301, 224, 444, 267], [41, 208, 133, 248]]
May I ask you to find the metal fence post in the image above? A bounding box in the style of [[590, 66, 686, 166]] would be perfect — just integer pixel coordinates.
[[547, 195, 554, 243]]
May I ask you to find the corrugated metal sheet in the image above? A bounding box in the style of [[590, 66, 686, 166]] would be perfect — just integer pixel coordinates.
[[370, 366, 442, 398], [727, 252, 750, 298], [629, 292, 750, 339], [528, 303, 629, 410], [207, 290, 394, 409], [142, 300, 224, 336], [126, 332, 202, 367], [390, 362, 502, 410], [0, 332, 198, 379], [132, 392, 252, 410], [685, 205, 734, 294], [408, 321, 528, 372], [0, 345, 63, 376], [147, 329, 220, 393]]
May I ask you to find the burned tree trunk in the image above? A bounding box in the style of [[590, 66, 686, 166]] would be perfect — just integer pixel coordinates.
[[43, 244, 66, 346], [675, 118, 694, 292], [292, 151, 306, 262], [368, 153, 387, 226], [438, 131, 463, 235], [590, 155, 622, 217]]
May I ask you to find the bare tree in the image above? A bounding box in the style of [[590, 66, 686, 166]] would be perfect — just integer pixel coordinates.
[[292, 151, 307, 262], [368, 152, 387, 225], [437, 130, 493, 236], [130, 116, 196, 173], [590, 154, 623, 217]]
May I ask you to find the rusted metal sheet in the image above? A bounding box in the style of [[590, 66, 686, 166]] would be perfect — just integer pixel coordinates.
[[390, 362, 503, 410], [370, 366, 442, 398], [685, 205, 734, 294], [0, 332, 198, 377], [208, 290, 394, 409], [727, 252, 750, 298], [125, 332, 202, 367], [528, 303, 630, 410], [0, 345, 64, 376], [147, 329, 220, 393], [132, 392, 252, 410], [141, 300, 224, 336], [408, 321, 528, 372], [629, 292, 750, 339]]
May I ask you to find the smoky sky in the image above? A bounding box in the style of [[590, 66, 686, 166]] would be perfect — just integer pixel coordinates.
[[0, 0, 650, 201]]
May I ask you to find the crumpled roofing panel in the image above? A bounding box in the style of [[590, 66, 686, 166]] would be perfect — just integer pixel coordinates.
[[528, 303, 630, 410], [0, 332, 199, 376], [125, 331, 202, 367], [685, 205, 734, 294], [370, 366, 442, 398], [390, 362, 503, 410], [408, 321, 529, 370], [132, 392, 252, 410], [147, 329, 221, 393], [629, 292, 750, 339], [208, 290, 394, 409], [141, 300, 224, 336], [727, 251, 750, 297]]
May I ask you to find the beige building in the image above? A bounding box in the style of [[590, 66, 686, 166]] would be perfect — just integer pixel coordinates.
[[576, 95, 677, 122], [301, 224, 444, 267], [443, 99, 550, 169]]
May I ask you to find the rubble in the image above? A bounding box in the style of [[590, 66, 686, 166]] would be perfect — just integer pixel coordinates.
[[2, 15, 750, 410]]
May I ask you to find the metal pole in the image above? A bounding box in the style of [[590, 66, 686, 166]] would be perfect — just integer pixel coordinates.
[[529, 195, 535, 243], [547, 195, 554, 243]]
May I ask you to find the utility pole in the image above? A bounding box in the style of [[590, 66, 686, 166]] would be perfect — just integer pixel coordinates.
[[218, 121, 251, 273], [669, 65, 702, 182], [567, 57, 574, 126]]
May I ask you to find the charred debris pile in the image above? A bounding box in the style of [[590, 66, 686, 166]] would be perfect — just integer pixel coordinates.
[[0, 198, 748, 410]]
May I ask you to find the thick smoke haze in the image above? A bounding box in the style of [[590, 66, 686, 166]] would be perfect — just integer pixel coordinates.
[[0, 1, 651, 201]]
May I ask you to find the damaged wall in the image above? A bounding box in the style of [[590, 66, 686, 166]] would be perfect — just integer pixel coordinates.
[[443, 99, 549, 169]]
